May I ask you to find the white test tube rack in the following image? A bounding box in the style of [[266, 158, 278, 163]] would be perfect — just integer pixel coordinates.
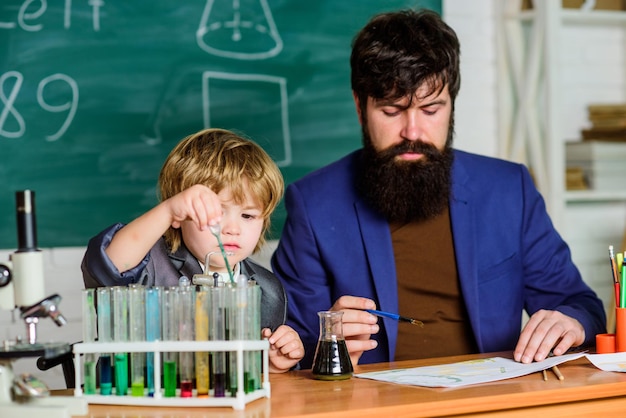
[[72, 339, 270, 410]]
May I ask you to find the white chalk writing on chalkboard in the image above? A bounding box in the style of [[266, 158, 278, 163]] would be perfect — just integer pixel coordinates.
[[203, 71, 291, 167], [0, 0, 103, 31], [0, 71, 78, 141], [197, 0, 282, 60]]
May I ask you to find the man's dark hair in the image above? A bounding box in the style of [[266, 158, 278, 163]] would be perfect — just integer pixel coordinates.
[[350, 9, 461, 116]]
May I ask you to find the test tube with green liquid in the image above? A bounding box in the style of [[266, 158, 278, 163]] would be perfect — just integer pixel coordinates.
[[128, 284, 145, 396], [227, 276, 248, 396], [195, 288, 210, 397], [96, 287, 113, 395], [247, 280, 262, 392], [178, 283, 195, 397], [145, 286, 162, 396], [111, 286, 129, 396], [81, 288, 98, 394], [162, 287, 179, 397]]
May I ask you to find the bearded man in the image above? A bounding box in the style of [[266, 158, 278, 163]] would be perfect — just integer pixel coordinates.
[[271, 9, 605, 369]]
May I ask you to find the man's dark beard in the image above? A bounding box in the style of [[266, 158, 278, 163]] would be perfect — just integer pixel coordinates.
[[356, 137, 454, 223]]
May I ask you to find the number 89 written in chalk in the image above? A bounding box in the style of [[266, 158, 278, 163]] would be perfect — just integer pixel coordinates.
[[0, 71, 79, 142]]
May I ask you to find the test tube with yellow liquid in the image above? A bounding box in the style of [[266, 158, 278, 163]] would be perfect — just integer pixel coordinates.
[[195, 288, 210, 397]]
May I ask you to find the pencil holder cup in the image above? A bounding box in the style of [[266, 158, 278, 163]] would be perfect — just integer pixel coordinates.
[[596, 333, 616, 354], [615, 308, 626, 352]]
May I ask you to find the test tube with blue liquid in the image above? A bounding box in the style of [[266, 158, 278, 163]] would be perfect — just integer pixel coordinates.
[[128, 284, 146, 396], [178, 280, 195, 397], [96, 287, 113, 395], [162, 287, 179, 397], [81, 288, 98, 394], [145, 286, 162, 396], [112, 286, 129, 396]]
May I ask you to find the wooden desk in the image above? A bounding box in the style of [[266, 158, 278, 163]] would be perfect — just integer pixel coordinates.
[[68, 352, 626, 417]]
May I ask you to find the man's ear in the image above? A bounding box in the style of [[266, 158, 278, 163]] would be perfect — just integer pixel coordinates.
[[352, 91, 363, 126]]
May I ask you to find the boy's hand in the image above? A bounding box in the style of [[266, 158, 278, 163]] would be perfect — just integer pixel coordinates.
[[262, 325, 304, 373], [166, 184, 222, 230]]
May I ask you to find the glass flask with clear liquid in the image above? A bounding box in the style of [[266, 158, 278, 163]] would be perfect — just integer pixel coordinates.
[[311, 311, 353, 380]]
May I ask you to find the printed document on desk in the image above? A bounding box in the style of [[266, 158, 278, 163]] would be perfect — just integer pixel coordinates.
[[354, 353, 585, 387]]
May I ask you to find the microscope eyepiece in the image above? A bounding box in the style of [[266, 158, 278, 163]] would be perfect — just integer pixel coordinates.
[[16, 190, 38, 252]]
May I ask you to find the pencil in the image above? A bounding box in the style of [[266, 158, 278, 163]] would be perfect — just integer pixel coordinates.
[[610, 246, 620, 307], [551, 365, 564, 381]]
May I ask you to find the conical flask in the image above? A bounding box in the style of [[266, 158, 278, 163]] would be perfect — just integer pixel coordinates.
[[311, 311, 353, 380]]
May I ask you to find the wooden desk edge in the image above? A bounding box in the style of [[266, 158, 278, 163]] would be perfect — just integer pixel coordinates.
[[53, 352, 626, 418]]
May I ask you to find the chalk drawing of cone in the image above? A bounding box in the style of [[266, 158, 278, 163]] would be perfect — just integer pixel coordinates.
[[196, 0, 283, 60]]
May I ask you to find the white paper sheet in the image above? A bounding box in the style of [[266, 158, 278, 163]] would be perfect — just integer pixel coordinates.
[[585, 352, 626, 372], [354, 352, 586, 388]]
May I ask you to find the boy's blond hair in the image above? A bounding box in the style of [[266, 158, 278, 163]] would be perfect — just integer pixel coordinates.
[[158, 128, 284, 253]]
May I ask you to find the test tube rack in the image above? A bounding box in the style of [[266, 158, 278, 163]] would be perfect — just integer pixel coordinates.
[[72, 339, 270, 410]]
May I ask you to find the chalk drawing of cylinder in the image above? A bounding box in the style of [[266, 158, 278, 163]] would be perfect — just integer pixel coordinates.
[[197, 0, 283, 60], [202, 71, 291, 166]]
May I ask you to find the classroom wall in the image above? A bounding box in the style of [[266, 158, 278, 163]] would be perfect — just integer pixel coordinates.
[[0, 0, 501, 389]]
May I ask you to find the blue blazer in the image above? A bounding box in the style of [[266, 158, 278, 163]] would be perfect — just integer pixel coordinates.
[[271, 149, 606, 368]]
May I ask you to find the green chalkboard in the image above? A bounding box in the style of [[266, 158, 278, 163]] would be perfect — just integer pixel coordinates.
[[0, 0, 441, 248]]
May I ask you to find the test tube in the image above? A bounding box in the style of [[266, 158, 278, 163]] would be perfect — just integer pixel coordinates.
[[247, 280, 262, 392], [195, 288, 210, 397], [162, 287, 179, 397], [128, 284, 145, 396], [96, 287, 113, 395], [210, 284, 227, 397], [111, 286, 129, 396], [178, 283, 195, 397], [81, 288, 98, 394], [145, 286, 162, 396], [228, 275, 248, 395]]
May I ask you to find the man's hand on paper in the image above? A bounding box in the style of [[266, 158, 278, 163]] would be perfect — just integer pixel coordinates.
[[514, 309, 585, 364]]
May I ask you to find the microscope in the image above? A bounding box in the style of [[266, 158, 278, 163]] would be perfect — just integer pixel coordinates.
[[0, 190, 86, 418]]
